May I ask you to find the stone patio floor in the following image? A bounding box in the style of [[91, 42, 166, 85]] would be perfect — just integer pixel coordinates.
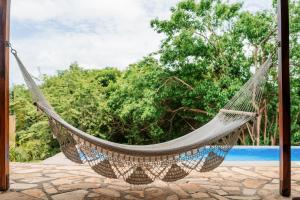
[[1, 161, 300, 200]]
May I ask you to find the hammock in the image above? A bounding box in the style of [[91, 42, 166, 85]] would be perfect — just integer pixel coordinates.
[[12, 51, 272, 185]]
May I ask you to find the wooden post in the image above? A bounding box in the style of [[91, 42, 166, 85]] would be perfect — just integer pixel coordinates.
[[278, 0, 291, 197], [0, 0, 10, 191]]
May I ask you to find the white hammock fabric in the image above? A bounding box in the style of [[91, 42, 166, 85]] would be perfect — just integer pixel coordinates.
[[13, 51, 272, 185]]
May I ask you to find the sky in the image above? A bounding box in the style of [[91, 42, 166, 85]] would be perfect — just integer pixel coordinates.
[[10, 0, 272, 85]]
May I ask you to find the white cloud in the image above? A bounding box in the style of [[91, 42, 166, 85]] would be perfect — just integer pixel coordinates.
[[240, 1, 273, 12], [12, 0, 143, 22], [10, 0, 272, 85], [10, 0, 179, 84]]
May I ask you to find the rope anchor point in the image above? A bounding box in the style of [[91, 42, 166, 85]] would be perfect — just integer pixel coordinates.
[[4, 40, 17, 55]]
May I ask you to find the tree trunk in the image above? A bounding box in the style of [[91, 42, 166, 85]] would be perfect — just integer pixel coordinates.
[[263, 100, 268, 145], [256, 114, 262, 146], [246, 122, 255, 145], [271, 112, 279, 145]]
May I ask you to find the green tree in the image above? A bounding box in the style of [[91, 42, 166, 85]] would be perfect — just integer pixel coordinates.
[[151, 0, 299, 145]]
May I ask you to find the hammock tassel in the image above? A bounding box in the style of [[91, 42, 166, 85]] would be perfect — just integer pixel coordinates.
[[162, 163, 189, 182], [91, 160, 117, 179], [125, 167, 154, 185]]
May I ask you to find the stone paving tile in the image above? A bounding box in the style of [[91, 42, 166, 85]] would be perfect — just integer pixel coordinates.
[[0, 191, 39, 200], [0, 162, 299, 199], [10, 183, 38, 190], [242, 179, 268, 189], [52, 189, 88, 200], [42, 183, 58, 194], [21, 188, 47, 199]]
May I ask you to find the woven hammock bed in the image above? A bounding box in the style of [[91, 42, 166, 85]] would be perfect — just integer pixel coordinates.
[[13, 50, 272, 185]]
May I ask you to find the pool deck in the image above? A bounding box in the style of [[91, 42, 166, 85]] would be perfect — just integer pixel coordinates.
[[1, 153, 300, 200]]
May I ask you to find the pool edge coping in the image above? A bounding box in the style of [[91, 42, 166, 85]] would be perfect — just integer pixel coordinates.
[[231, 145, 300, 149], [222, 161, 300, 166]]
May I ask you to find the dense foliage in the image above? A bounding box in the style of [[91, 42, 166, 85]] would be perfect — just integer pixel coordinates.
[[10, 0, 300, 162]]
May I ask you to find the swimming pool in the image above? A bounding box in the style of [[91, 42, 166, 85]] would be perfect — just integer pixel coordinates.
[[225, 146, 300, 161], [79, 146, 300, 162]]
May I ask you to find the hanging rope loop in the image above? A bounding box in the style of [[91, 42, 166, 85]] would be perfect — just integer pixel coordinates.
[[11, 48, 17, 55], [4, 41, 17, 55]]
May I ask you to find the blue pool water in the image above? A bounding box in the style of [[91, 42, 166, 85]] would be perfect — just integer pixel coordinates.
[[225, 146, 300, 161], [79, 146, 300, 162]]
